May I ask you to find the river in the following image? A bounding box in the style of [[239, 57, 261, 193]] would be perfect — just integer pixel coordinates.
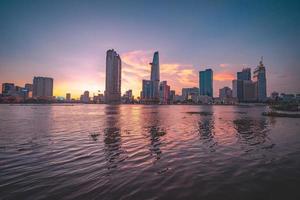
[[0, 104, 300, 200]]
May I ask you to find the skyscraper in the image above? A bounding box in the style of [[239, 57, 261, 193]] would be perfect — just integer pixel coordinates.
[[234, 68, 252, 102], [82, 91, 90, 103], [159, 81, 170, 104], [141, 51, 160, 103], [232, 80, 237, 98], [105, 49, 122, 103], [169, 90, 176, 104], [253, 57, 267, 102], [33, 77, 53, 98], [199, 69, 213, 97], [237, 68, 251, 81], [150, 51, 160, 102], [141, 80, 153, 100], [66, 93, 71, 102], [243, 80, 257, 102]]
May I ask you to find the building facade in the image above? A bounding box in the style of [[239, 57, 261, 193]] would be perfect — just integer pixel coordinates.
[[243, 80, 257, 102], [169, 90, 176, 104], [141, 51, 160, 103], [159, 81, 170, 104], [237, 68, 251, 81], [122, 89, 133, 103], [141, 80, 154, 101], [199, 69, 213, 97], [33, 77, 53, 98], [182, 87, 199, 101], [66, 93, 71, 101], [105, 49, 122, 103], [232, 80, 237, 98], [2, 83, 15, 96], [82, 91, 90, 103], [219, 86, 232, 98], [253, 58, 267, 102], [150, 51, 160, 102], [25, 83, 33, 98]]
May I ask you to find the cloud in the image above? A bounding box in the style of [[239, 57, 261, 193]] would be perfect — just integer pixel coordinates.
[[219, 63, 230, 68], [121, 50, 198, 96], [214, 72, 235, 81], [121, 50, 238, 97]]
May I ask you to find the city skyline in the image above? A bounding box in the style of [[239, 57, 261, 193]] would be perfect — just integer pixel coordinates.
[[0, 0, 299, 98], [0, 50, 295, 100]]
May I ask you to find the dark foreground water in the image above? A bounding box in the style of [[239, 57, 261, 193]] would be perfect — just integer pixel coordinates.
[[0, 104, 300, 200]]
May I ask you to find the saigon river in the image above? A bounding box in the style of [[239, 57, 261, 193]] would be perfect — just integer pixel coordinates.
[[0, 104, 300, 200]]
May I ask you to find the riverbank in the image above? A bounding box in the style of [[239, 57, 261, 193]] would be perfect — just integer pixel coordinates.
[[262, 111, 300, 118]]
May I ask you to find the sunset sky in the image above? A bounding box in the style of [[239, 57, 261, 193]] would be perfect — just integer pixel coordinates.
[[0, 0, 299, 98]]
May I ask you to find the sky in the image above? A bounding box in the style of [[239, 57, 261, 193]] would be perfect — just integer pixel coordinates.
[[0, 0, 299, 98]]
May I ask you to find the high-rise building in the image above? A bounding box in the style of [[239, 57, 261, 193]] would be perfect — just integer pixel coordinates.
[[105, 49, 121, 103], [33, 77, 53, 98], [82, 91, 90, 103], [141, 80, 154, 100], [66, 93, 71, 102], [243, 80, 257, 102], [253, 58, 267, 102], [236, 80, 244, 101], [232, 80, 237, 98], [237, 68, 251, 81], [159, 81, 170, 104], [199, 69, 213, 97], [141, 51, 160, 103], [2, 83, 15, 96], [234, 68, 252, 102], [150, 51, 160, 102], [169, 90, 176, 104]]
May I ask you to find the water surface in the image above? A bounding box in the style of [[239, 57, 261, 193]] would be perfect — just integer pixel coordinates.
[[0, 104, 300, 200]]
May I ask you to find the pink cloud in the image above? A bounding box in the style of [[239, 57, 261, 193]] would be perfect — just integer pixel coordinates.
[[219, 63, 230, 68], [121, 50, 237, 97], [214, 72, 235, 81], [121, 50, 198, 96]]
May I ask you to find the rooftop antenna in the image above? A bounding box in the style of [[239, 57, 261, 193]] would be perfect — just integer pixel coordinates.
[[259, 56, 264, 66]]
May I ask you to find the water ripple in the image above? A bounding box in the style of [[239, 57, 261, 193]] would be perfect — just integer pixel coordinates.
[[0, 104, 300, 199]]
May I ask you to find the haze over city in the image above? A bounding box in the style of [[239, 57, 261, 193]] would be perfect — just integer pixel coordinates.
[[0, 0, 299, 98]]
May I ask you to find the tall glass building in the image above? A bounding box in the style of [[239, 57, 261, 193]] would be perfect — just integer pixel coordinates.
[[235, 68, 252, 102], [141, 51, 160, 103], [105, 49, 122, 103], [141, 80, 153, 100], [159, 81, 170, 104], [150, 51, 160, 102], [199, 69, 213, 97], [253, 58, 267, 102], [237, 68, 251, 81]]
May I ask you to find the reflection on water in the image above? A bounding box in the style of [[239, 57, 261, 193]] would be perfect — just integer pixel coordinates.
[[198, 117, 214, 139], [233, 116, 274, 153], [103, 105, 126, 170], [0, 104, 300, 200], [143, 107, 166, 161]]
